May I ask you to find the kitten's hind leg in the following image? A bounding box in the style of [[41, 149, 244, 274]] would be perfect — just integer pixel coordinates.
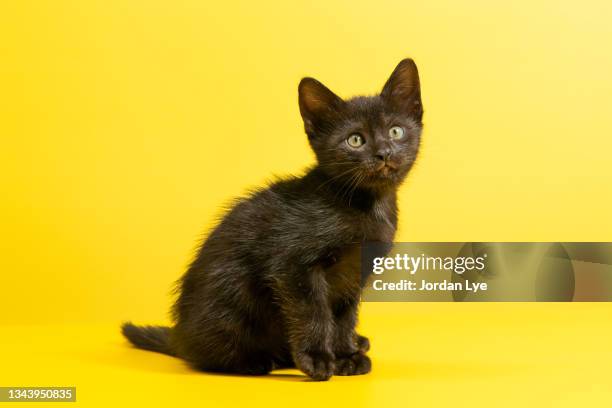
[[271, 355, 296, 370], [191, 350, 275, 376], [235, 354, 275, 376], [174, 318, 276, 376]]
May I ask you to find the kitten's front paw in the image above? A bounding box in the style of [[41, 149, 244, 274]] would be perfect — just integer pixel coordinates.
[[334, 353, 371, 376], [356, 334, 370, 353], [295, 350, 335, 381]]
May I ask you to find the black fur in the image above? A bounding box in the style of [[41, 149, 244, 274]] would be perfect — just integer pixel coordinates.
[[122, 59, 423, 381], [121, 323, 174, 355]]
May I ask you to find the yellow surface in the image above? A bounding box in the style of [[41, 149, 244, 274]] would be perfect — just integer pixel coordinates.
[[2, 0, 612, 406], [2, 0, 612, 324], [2, 303, 612, 407]]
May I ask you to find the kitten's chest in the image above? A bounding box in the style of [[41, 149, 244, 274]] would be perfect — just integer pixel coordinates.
[[352, 194, 398, 243], [322, 197, 397, 298]]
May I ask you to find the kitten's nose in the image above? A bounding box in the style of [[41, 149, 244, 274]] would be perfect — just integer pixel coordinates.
[[375, 148, 392, 162]]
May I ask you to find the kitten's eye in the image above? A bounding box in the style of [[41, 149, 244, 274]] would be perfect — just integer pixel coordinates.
[[389, 126, 405, 140], [346, 134, 365, 148]]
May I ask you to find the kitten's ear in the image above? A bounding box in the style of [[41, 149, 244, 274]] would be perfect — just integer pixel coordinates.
[[298, 77, 344, 136], [381, 58, 423, 121]]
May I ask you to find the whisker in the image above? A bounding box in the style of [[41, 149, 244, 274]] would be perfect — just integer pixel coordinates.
[[315, 166, 359, 192]]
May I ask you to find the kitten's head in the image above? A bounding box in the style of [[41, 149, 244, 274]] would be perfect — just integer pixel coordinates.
[[299, 59, 423, 190]]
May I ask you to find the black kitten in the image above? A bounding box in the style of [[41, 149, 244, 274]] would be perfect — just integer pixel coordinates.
[[122, 59, 423, 381]]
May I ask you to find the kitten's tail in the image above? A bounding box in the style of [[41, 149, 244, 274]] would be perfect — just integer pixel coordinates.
[[121, 322, 175, 356]]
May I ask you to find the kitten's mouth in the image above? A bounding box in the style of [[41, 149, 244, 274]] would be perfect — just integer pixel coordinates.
[[374, 161, 398, 176]]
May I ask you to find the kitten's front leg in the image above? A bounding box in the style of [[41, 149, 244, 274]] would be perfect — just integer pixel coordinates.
[[276, 265, 336, 381], [332, 298, 372, 376]]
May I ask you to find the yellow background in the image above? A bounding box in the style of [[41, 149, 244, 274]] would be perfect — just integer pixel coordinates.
[[1, 0, 612, 406]]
